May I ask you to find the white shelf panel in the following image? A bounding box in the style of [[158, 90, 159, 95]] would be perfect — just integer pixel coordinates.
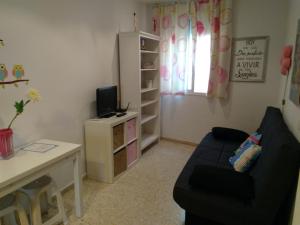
[[141, 133, 159, 150], [127, 159, 138, 168], [139, 32, 160, 41], [141, 68, 158, 71], [140, 50, 159, 54], [127, 138, 137, 145], [141, 114, 157, 125], [113, 144, 126, 154], [141, 99, 158, 107], [141, 88, 158, 93]]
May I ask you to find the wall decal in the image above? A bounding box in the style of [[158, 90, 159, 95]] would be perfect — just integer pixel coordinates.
[[0, 64, 8, 88], [0, 40, 29, 87], [280, 45, 293, 76], [231, 36, 269, 82], [0, 39, 4, 48]]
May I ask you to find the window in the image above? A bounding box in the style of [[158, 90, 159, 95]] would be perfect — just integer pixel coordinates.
[[186, 34, 211, 94]]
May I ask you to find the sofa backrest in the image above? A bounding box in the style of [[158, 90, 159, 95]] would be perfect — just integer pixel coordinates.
[[250, 107, 300, 223]]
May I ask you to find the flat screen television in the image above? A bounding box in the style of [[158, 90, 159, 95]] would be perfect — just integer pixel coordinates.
[[96, 86, 117, 118]]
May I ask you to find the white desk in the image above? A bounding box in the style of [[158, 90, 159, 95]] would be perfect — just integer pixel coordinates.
[[0, 139, 83, 218]]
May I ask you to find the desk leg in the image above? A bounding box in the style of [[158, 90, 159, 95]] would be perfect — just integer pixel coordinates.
[[73, 152, 83, 217]]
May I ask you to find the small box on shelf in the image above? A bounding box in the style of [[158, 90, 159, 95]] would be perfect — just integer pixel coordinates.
[[113, 124, 124, 150], [127, 141, 138, 166], [114, 148, 127, 176]]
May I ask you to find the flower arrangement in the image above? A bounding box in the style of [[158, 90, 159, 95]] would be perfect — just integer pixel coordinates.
[[7, 88, 41, 128], [0, 88, 41, 159]]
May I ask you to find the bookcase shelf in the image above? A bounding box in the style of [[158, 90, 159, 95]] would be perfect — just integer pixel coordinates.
[[141, 114, 157, 125], [141, 50, 159, 54], [141, 87, 158, 93], [141, 68, 158, 71], [141, 99, 158, 107], [141, 133, 159, 150]]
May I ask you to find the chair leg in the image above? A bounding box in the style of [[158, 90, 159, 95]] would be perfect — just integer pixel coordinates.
[[7, 212, 18, 225], [55, 192, 68, 225], [2, 215, 11, 225], [31, 196, 42, 225], [16, 204, 30, 225], [16, 192, 32, 225]]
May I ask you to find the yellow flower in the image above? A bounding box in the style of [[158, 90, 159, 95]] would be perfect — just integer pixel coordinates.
[[27, 88, 41, 102]]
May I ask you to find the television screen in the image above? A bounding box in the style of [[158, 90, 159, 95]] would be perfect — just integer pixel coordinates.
[[96, 86, 117, 118]]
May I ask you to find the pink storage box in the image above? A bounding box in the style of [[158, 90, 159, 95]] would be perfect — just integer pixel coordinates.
[[127, 119, 136, 141], [127, 141, 138, 166]]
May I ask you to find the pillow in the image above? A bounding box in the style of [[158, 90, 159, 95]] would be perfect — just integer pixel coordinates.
[[229, 144, 262, 172], [189, 164, 255, 201], [234, 132, 262, 155], [212, 127, 249, 142]]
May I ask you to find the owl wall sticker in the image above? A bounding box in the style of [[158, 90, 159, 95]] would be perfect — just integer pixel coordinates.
[[0, 39, 4, 48], [0, 64, 28, 88], [12, 64, 25, 87], [0, 64, 8, 88], [13, 64, 25, 80]]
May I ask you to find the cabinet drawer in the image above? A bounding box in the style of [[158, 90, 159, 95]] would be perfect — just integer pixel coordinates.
[[113, 124, 124, 150], [114, 148, 127, 176]]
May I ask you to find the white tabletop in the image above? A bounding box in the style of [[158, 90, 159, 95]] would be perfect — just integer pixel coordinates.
[[0, 139, 81, 189]]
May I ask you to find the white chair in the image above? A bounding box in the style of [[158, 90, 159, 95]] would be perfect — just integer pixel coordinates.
[[0, 194, 29, 225], [19, 176, 68, 225]]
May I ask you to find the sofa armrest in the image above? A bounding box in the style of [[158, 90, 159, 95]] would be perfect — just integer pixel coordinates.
[[189, 165, 254, 201], [212, 127, 249, 142]]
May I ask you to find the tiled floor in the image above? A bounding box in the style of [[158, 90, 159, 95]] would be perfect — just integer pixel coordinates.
[[63, 140, 194, 225]]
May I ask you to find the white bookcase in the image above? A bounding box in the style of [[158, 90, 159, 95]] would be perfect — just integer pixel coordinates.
[[85, 112, 139, 183], [119, 31, 160, 151]]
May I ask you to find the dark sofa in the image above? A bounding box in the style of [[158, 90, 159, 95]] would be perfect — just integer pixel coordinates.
[[173, 107, 300, 225]]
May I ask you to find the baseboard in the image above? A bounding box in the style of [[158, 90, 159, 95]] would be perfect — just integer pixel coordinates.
[[161, 137, 197, 147]]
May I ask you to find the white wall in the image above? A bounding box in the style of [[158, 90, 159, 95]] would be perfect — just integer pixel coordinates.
[[278, 1, 300, 224], [279, 0, 300, 141], [0, 0, 146, 189], [157, 0, 288, 143]]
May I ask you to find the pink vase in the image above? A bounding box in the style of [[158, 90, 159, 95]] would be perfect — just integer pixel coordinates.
[[0, 128, 14, 159]]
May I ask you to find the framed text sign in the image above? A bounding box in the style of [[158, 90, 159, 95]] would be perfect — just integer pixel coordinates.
[[231, 36, 269, 82]]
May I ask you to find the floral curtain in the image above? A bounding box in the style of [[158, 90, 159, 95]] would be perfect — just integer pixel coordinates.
[[152, 0, 232, 98], [153, 4, 192, 95]]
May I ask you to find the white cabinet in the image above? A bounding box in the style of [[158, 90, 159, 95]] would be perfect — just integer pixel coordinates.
[[85, 112, 139, 183], [119, 31, 160, 152]]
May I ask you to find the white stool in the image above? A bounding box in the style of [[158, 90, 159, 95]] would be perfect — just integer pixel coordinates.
[[19, 176, 68, 225], [0, 194, 29, 225]]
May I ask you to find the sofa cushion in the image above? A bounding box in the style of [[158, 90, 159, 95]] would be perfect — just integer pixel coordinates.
[[257, 107, 288, 150], [257, 107, 283, 135], [249, 128, 300, 221], [212, 127, 249, 142], [189, 164, 255, 200]]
